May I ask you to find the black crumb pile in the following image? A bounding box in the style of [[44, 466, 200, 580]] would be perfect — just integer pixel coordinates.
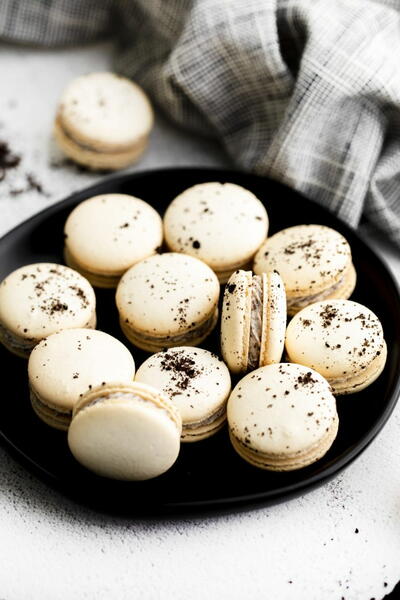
[[159, 350, 201, 395], [0, 141, 20, 180], [0, 138, 48, 197]]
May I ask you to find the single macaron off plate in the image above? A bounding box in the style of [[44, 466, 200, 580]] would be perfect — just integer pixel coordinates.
[[64, 193, 163, 288], [28, 329, 136, 430], [285, 299, 387, 395], [0, 263, 96, 358], [163, 182, 269, 283], [254, 224, 356, 315], [135, 347, 231, 442], [54, 71, 153, 170], [116, 253, 220, 352], [227, 363, 339, 471], [221, 270, 286, 374], [68, 381, 182, 481]]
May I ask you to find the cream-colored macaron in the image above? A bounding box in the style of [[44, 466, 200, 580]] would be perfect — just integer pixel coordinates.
[[0, 263, 96, 358], [116, 253, 220, 352], [285, 300, 387, 395], [54, 72, 153, 170], [64, 194, 163, 288], [227, 363, 339, 471], [254, 225, 356, 315], [28, 329, 136, 430], [135, 347, 231, 442], [220, 270, 286, 374], [68, 381, 182, 481], [163, 182, 269, 283]]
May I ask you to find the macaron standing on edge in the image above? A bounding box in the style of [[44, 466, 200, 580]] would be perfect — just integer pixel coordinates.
[[164, 182, 269, 283], [116, 253, 220, 352], [54, 72, 153, 170], [68, 381, 182, 481], [28, 329, 136, 430], [285, 299, 387, 395], [64, 194, 163, 288], [221, 270, 286, 374], [227, 363, 339, 471], [135, 347, 231, 442], [0, 263, 96, 358], [254, 224, 356, 315]]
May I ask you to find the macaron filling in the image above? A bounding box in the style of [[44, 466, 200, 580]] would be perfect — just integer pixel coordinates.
[[286, 273, 347, 309], [56, 116, 146, 155], [75, 391, 180, 430], [122, 310, 218, 346], [183, 404, 226, 431], [30, 387, 72, 417], [0, 320, 37, 355], [248, 275, 264, 370]]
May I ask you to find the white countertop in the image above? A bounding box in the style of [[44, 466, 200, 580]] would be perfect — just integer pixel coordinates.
[[0, 42, 399, 600]]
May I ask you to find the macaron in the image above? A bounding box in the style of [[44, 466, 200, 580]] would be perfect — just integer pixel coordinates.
[[135, 347, 231, 442], [54, 72, 153, 170], [254, 225, 356, 315], [68, 381, 182, 480], [28, 329, 136, 430], [0, 263, 96, 358], [227, 363, 339, 471], [116, 253, 220, 352], [285, 300, 387, 395], [220, 270, 286, 374], [163, 182, 269, 283], [64, 194, 163, 288]]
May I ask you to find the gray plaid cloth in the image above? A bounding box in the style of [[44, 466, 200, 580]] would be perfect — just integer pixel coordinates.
[[1, 0, 400, 246]]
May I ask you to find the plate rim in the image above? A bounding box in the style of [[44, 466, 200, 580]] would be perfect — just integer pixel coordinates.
[[1, 166, 400, 515]]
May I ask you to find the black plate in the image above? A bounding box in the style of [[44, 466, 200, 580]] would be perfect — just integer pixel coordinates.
[[1, 167, 399, 516]]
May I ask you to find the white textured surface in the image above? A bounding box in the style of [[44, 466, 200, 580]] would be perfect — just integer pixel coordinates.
[[0, 43, 399, 600]]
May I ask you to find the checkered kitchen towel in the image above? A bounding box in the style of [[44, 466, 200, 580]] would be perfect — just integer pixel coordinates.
[[2, 0, 400, 245]]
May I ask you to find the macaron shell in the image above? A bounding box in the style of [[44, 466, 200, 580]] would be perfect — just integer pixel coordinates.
[[64, 194, 163, 276], [229, 415, 339, 471], [285, 300, 385, 380], [253, 225, 352, 296], [64, 248, 122, 288], [0, 263, 96, 340], [28, 329, 136, 412], [68, 396, 180, 481], [260, 271, 287, 366], [227, 363, 338, 457], [134, 347, 231, 428], [220, 270, 252, 373], [116, 253, 220, 337], [330, 341, 387, 395], [212, 259, 253, 285], [164, 182, 268, 272], [57, 72, 153, 151]]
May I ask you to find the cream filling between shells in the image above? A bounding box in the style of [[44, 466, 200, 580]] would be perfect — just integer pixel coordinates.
[[76, 391, 180, 429], [56, 116, 146, 155], [183, 404, 226, 431], [247, 275, 263, 369], [286, 274, 346, 309], [123, 311, 217, 345], [0, 320, 37, 354]]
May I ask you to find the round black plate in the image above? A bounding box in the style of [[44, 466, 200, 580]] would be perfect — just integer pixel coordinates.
[[1, 167, 399, 516]]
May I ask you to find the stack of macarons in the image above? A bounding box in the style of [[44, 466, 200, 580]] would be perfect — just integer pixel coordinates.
[[0, 178, 388, 482]]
